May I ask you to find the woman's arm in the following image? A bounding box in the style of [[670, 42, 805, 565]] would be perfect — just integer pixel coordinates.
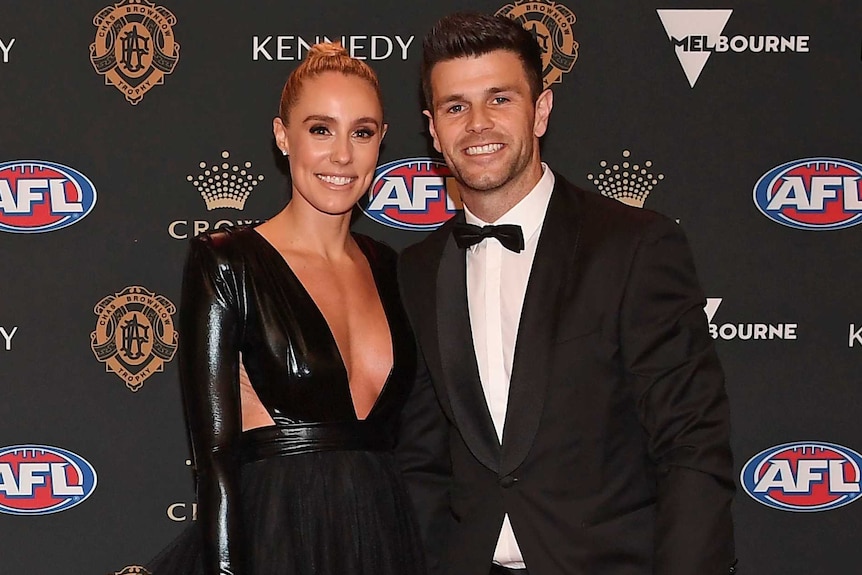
[[179, 234, 245, 575]]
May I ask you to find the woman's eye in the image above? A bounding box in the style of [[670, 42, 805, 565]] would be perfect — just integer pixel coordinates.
[[309, 125, 330, 135], [354, 128, 375, 139]]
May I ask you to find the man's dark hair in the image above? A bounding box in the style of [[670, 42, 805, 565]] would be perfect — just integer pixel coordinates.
[[421, 12, 544, 110]]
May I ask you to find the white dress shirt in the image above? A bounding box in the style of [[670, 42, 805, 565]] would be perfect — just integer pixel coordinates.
[[464, 164, 555, 568]]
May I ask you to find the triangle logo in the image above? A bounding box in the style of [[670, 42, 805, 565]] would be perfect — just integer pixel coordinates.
[[657, 9, 733, 88], [704, 298, 723, 323]]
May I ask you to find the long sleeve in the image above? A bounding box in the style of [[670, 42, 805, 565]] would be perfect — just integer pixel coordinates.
[[395, 346, 451, 575], [179, 236, 245, 575], [620, 216, 736, 575], [395, 254, 453, 575]]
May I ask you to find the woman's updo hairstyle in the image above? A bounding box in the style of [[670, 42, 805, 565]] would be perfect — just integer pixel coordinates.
[[278, 42, 383, 124]]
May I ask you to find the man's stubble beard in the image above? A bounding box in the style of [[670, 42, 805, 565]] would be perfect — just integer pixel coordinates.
[[447, 141, 534, 197]]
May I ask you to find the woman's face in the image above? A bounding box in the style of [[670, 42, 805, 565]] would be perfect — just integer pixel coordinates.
[[273, 72, 385, 217]]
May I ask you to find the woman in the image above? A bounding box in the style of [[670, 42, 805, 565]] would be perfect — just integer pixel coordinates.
[[148, 43, 424, 575]]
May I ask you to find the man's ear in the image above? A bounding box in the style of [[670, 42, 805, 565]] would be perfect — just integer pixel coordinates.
[[533, 89, 553, 138]]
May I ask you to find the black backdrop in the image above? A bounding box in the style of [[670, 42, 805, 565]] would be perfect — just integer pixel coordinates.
[[1, 1, 861, 573]]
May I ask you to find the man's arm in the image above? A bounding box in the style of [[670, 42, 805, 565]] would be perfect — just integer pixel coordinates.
[[620, 216, 736, 575], [395, 253, 453, 575]]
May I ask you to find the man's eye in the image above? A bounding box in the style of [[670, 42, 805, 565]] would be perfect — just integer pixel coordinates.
[[447, 104, 464, 114], [492, 96, 509, 104]]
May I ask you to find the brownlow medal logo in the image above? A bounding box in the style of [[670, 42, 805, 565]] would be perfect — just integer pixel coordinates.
[[89, 0, 180, 105], [496, 0, 579, 88], [91, 286, 178, 391]]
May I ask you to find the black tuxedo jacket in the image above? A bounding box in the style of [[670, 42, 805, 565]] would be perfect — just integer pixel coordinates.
[[396, 175, 736, 575]]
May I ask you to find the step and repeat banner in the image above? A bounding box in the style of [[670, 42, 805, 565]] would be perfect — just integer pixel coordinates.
[[1, 1, 860, 573]]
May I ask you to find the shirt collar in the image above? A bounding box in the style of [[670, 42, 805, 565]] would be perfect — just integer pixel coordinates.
[[463, 163, 555, 244]]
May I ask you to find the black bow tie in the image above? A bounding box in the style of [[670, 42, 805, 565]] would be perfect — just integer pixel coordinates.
[[452, 222, 525, 253]]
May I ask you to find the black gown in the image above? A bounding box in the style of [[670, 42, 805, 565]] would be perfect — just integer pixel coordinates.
[[147, 227, 425, 575]]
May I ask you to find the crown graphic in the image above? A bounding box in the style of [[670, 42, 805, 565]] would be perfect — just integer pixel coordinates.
[[587, 150, 663, 208], [187, 151, 264, 211], [114, 567, 152, 575]]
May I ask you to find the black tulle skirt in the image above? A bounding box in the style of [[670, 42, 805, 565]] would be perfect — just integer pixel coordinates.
[[146, 449, 425, 575]]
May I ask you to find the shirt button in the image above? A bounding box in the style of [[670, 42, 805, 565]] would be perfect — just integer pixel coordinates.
[[499, 475, 518, 488]]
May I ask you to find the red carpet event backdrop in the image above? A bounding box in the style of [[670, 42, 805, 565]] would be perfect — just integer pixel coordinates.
[[1, 1, 860, 572]]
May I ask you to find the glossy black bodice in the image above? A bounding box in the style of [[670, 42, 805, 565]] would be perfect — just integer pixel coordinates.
[[178, 226, 416, 575], [182, 226, 416, 426]]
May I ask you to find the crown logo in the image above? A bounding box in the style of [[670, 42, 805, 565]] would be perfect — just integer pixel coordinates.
[[187, 151, 264, 211], [587, 150, 664, 208], [112, 567, 151, 575]]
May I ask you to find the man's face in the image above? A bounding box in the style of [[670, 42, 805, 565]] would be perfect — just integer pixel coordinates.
[[425, 49, 552, 199]]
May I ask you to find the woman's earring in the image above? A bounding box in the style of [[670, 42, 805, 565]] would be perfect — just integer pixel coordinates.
[[282, 149, 288, 157]]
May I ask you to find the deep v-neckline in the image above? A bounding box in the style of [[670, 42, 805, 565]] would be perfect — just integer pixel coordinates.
[[248, 227, 395, 421]]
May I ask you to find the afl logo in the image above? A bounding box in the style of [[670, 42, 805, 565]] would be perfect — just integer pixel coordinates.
[[0, 160, 97, 234], [753, 157, 862, 231], [741, 441, 862, 512], [0, 445, 98, 516], [360, 157, 462, 231], [497, 0, 579, 88]]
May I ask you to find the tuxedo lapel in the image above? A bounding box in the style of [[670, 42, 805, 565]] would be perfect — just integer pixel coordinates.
[[501, 177, 582, 476], [436, 222, 501, 472]]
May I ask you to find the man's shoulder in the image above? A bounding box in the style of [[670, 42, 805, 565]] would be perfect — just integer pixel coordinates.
[[553, 172, 676, 238], [400, 215, 458, 269]]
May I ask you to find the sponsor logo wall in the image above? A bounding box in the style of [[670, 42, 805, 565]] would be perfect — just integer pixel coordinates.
[[91, 286, 178, 391], [166, 501, 197, 522], [90, 0, 180, 104], [850, 324, 862, 348], [1, 0, 859, 572], [496, 0, 579, 87], [1, 326, 17, 351], [168, 150, 267, 239], [252, 35, 415, 61], [0, 161, 97, 233], [753, 158, 862, 231], [741, 442, 862, 512], [587, 149, 664, 208], [657, 9, 810, 87], [705, 298, 798, 341], [111, 567, 151, 575], [360, 158, 461, 231], [0, 445, 98, 516], [0, 37, 14, 63]]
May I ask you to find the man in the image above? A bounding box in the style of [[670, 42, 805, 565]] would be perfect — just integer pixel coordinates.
[[396, 12, 736, 575]]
